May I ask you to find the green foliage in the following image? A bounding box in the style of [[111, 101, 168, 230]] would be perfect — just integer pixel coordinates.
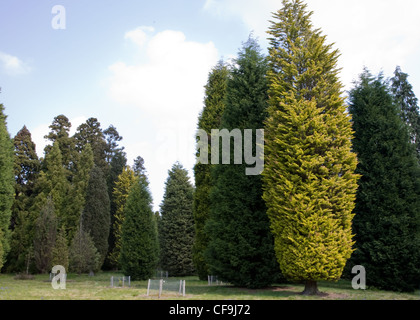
[[262, 0, 359, 292], [160, 162, 195, 276], [6, 126, 39, 272], [32, 142, 71, 222], [108, 166, 137, 269], [5, 210, 33, 272], [348, 70, 420, 292], [74, 118, 108, 175], [103, 149, 127, 270], [198, 60, 230, 131], [44, 114, 78, 176], [0, 104, 14, 270], [51, 225, 69, 271], [33, 197, 57, 273], [133, 156, 146, 177], [120, 175, 159, 280], [66, 144, 94, 241], [193, 61, 229, 280], [81, 165, 111, 268], [12, 126, 40, 221], [103, 125, 125, 165], [390, 66, 420, 158], [69, 224, 100, 274], [205, 37, 280, 288]]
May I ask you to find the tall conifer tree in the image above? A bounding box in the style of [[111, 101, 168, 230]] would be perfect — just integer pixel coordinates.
[[104, 149, 127, 270], [6, 126, 40, 272], [33, 197, 57, 273], [348, 70, 420, 292], [120, 174, 159, 280], [81, 165, 111, 268], [263, 0, 359, 295], [0, 104, 14, 270], [69, 222, 100, 274], [193, 61, 229, 280], [32, 142, 70, 223], [205, 37, 280, 288], [12, 126, 40, 225], [108, 166, 137, 269], [52, 225, 69, 271], [66, 144, 94, 240], [160, 162, 195, 276]]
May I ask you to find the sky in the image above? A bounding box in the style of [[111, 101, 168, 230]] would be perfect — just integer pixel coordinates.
[[1, 0, 420, 212]]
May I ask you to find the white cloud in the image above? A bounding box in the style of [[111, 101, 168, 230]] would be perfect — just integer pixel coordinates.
[[307, 0, 420, 91], [124, 26, 155, 47], [107, 27, 219, 210], [109, 29, 218, 116], [204, 0, 276, 40], [0, 51, 30, 75], [108, 27, 218, 168]]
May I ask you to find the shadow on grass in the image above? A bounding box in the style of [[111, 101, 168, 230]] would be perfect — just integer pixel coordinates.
[[185, 282, 330, 299], [181, 277, 360, 300]]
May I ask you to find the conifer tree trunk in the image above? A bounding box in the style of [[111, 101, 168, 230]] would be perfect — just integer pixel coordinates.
[[302, 280, 320, 296]]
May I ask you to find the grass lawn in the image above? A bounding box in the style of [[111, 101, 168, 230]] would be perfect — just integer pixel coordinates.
[[0, 271, 419, 300]]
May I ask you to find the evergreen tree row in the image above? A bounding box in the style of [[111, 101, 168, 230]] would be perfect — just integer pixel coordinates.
[[203, 37, 282, 288], [0, 113, 142, 274], [193, 0, 420, 293], [1, 0, 420, 294], [0, 108, 194, 280]]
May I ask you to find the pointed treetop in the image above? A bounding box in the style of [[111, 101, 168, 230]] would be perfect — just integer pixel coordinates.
[[268, 0, 314, 48]]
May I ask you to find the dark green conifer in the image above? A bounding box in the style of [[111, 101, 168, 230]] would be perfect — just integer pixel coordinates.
[[390, 66, 420, 159], [120, 175, 159, 280], [51, 225, 69, 271], [348, 69, 420, 292], [69, 222, 100, 274], [6, 126, 40, 272], [0, 104, 14, 270], [160, 162, 195, 276], [81, 165, 110, 268], [192, 61, 229, 280], [33, 197, 57, 273], [205, 37, 280, 288]]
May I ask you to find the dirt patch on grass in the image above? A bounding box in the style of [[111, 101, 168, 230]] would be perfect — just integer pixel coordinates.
[[271, 286, 300, 293], [322, 292, 349, 299], [272, 286, 298, 292]]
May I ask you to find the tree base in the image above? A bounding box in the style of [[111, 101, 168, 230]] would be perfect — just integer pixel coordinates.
[[301, 280, 322, 296]]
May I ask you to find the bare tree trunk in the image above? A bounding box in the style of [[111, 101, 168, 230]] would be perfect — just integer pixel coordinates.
[[301, 280, 321, 296]]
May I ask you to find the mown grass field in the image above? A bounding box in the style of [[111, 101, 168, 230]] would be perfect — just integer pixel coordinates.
[[0, 272, 419, 300]]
